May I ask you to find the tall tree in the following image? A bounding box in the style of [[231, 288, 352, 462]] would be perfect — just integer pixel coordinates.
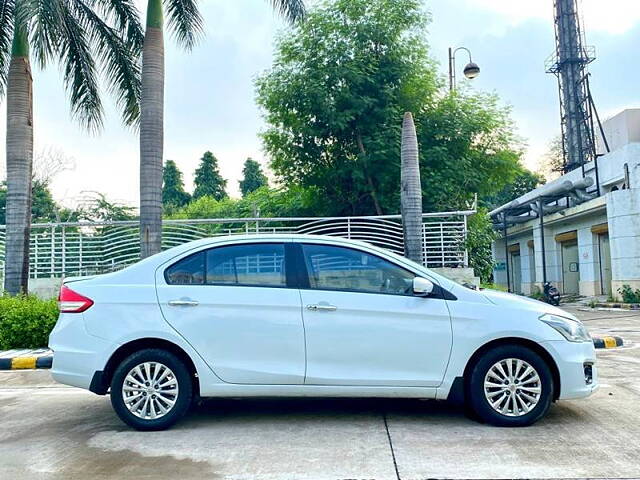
[[0, 0, 142, 295], [193, 151, 227, 201], [538, 135, 565, 181], [162, 159, 190, 209], [256, 0, 523, 216], [139, 0, 307, 258], [239, 158, 268, 197], [400, 112, 423, 264], [0, 180, 57, 224], [482, 168, 545, 211]]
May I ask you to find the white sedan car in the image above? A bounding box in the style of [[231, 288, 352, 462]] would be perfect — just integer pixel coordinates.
[[49, 234, 597, 430]]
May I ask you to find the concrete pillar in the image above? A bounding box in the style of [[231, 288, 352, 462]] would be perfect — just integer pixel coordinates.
[[577, 226, 600, 296], [492, 238, 508, 288], [520, 240, 534, 295], [532, 224, 561, 292], [607, 188, 640, 294]]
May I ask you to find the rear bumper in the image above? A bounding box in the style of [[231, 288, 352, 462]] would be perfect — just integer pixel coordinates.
[[48, 313, 116, 391], [542, 339, 598, 400]]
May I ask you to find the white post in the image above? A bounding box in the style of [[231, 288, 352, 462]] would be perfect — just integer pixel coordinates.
[[463, 215, 469, 267], [61, 227, 66, 276], [79, 232, 83, 275], [440, 223, 445, 267], [50, 226, 55, 277]]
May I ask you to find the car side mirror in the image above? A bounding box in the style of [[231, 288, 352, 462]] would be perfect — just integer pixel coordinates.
[[413, 277, 434, 297]]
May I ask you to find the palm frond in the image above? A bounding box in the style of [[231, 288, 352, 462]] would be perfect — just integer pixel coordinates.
[[0, 0, 15, 97], [28, 0, 66, 68], [269, 0, 306, 24], [72, 0, 141, 126], [53, 0, 103, 131], [84, 0, 143, 52], [163, 0, 203, 50]]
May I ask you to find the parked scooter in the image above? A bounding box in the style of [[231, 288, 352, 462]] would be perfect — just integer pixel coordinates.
[[543, 282, 561, 306]]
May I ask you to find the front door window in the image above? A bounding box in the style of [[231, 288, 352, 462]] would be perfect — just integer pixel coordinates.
[[302, 244, 415, 295]]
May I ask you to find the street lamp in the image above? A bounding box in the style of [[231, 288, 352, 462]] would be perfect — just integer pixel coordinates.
[[448, 47, 480, 91]]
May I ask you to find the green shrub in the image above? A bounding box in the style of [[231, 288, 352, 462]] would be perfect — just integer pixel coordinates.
[[617, 285, 640, 304], [0, 295, 59, 349], [465, 210, 498, 284], [481, 283, 507, 292], [529, 287, 544, 301]]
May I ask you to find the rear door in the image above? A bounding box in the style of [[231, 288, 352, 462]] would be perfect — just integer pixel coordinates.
[[297, 242, 453, 387], [156, 241, 306, 385]]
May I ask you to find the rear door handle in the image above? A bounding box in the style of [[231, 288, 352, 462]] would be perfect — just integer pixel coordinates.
[[168, 300, 199, 307], [306, 304, 337, 312]]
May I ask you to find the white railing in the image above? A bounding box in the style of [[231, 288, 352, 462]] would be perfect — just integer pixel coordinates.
[[0, 211, 474, 279]]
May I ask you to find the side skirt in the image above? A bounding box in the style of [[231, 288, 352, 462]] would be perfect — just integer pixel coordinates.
[[198, 384, 439, 399]]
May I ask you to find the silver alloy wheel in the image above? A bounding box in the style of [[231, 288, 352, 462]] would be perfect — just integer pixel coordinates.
[[483, 358, 541, 417], [122, 362, 179, 420]]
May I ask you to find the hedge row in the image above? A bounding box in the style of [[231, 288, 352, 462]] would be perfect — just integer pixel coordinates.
[[0, 296, 59, 349]]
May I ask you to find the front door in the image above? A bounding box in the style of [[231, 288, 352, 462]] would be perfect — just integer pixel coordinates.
[[156, 242, 306, 385], [599, 234, 612, 296], [561, 240, 580, 294], [510, 252, 522, 294], [297, 243, 452, 387]]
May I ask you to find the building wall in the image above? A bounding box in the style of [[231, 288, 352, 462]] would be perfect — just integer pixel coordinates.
[[492, 201, 608, 297], [491, 110, 640, 298], [608, 188, 640, 293]]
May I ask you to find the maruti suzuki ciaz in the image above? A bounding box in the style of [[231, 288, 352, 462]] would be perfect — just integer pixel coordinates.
[[49, 235, 597, 430]]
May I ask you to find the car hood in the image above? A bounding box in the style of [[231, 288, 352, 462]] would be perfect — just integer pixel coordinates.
[[480, 289, 573, 318]]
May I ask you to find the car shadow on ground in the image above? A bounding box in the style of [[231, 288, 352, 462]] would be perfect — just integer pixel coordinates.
[[182, 395, 592, 430], [189, 396, 468, 422]]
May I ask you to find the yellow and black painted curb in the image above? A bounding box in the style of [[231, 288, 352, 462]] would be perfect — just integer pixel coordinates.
[[0, 355, 52, 370], [593, 336, 624, 349]]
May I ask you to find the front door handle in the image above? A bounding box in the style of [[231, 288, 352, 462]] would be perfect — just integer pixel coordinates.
[[306, 304, 337, 312], [168, 299, 199, 307]]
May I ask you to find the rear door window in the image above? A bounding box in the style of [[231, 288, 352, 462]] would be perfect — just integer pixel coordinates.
[[206, 243, 286, 287]]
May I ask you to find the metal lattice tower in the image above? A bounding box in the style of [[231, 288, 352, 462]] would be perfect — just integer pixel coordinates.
[[546, 0, 604, 174]]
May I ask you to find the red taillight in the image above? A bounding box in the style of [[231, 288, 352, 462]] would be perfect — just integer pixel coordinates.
[[58, 285, 94, 313]]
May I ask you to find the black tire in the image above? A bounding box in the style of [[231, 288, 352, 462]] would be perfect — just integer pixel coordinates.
[[110, 349, 193, 431], [468, 345, 554, 427]]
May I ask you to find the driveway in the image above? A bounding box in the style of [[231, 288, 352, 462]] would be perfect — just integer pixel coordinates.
[[0, 306, 639, 480]]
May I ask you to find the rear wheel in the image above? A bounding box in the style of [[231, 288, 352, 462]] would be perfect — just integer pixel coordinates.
[[468, 345, 553, 427], [110, 349, 193, 431]]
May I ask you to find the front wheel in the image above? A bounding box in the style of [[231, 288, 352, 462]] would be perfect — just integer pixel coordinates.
[[468, 345, 554, 427], [110, 349, 193, 431]]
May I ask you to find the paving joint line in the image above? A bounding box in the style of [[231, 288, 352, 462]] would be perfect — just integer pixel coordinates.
[[383, 412, 401, 480]]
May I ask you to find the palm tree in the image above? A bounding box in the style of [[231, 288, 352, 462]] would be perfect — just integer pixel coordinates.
[[139, 0, 306, 258], [0, 0, 143, 295], [400, 112, 423, 264]]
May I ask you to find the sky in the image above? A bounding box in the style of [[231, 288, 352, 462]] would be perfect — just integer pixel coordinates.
[[0, 0, 638, 209]]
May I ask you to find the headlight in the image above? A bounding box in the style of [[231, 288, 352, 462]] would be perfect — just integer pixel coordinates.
[[539, 314, 591, 342]]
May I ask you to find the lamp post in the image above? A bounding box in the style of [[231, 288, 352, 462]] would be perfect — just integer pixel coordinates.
[[448, 47, 480, 91]]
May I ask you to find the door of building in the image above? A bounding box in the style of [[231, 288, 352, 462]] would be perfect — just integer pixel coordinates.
[[528, 244, 536, 286], [561, 240, 580, 294], [510, 252, 522, 294], [599, 233, 612, 296]]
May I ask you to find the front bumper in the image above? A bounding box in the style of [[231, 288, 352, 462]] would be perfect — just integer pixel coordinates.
[[48, 313, 116, 391], [542, 339, 598, 400]]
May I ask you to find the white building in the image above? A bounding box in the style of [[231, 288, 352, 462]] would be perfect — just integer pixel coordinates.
[[490, 109, 640, 297]]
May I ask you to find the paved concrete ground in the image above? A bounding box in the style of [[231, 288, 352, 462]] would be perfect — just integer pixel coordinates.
[[1, 306, 639, 480]]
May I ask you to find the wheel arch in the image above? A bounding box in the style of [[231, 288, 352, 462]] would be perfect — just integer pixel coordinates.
[[91, 338, 200, 397], [462, 337, 561, 402]]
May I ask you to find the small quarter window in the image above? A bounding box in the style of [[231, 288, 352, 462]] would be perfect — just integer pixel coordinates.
[[165, 252, 205, 285]]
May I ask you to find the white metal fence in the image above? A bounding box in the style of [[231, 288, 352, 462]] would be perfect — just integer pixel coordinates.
[[0, 211, 474, 279]]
